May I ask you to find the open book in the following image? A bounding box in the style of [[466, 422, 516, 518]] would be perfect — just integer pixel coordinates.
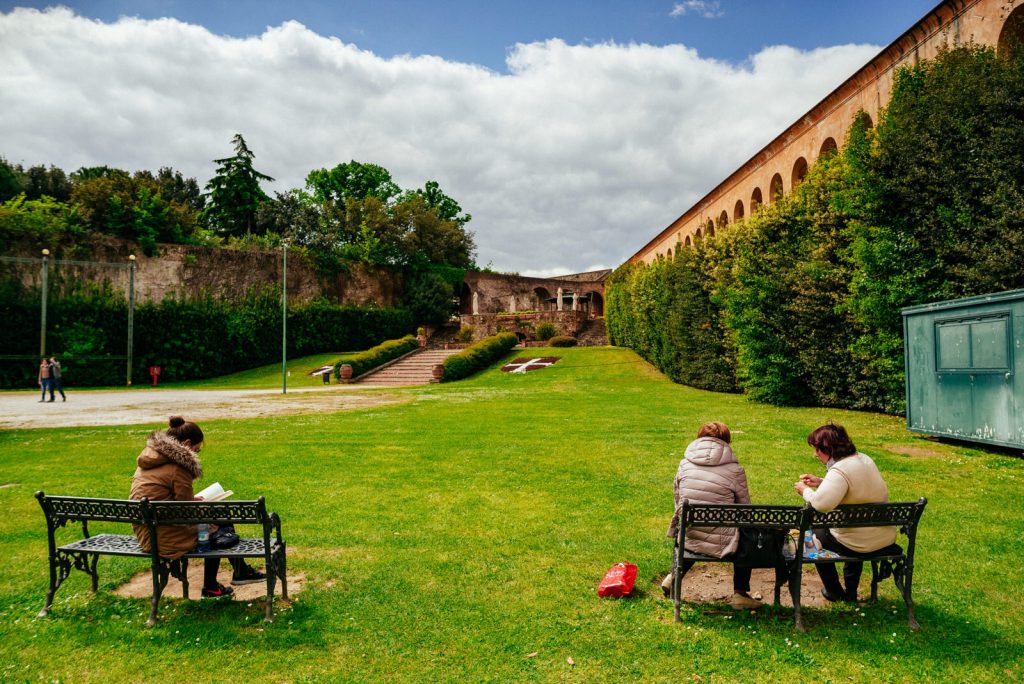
[[196, 481, 234, 502]]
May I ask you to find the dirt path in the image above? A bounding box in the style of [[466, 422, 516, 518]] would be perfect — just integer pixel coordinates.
[[0, 386, 404, 429]]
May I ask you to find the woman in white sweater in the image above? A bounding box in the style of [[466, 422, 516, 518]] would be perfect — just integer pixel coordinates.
[[794, 424, 897, 602]]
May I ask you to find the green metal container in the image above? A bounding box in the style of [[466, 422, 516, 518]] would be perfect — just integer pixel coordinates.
[[902, 289, 1023, 449]]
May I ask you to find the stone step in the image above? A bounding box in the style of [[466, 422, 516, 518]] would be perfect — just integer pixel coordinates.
[[356, 348, 464, 386]]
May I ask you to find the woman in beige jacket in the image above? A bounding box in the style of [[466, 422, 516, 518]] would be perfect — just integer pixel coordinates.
[[794, 423, 898, 602], [662, 422, 763, 610]]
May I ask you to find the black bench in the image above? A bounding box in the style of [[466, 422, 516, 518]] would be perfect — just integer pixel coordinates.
[[36, 491, 288, 626], [670, 498, 927, 631]]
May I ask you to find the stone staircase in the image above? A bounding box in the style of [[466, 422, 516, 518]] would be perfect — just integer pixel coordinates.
[[577, 317, 608, 346], [357, 348, 463, 386]]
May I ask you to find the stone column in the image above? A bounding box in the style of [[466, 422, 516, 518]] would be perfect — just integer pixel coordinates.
[[557, 287, 563, 311], [472, 291, 479, 315]]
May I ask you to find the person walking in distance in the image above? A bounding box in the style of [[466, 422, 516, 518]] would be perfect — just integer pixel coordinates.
[[48, 357, 66, 402], [37, 358, 52, 402]]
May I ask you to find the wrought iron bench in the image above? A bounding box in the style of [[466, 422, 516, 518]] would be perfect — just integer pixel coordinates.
[[35, 491, 288, 626], [670, 498, 927, 631]]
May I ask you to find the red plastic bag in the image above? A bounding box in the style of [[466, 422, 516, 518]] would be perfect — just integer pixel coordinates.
[[597, 562, 638, 598]]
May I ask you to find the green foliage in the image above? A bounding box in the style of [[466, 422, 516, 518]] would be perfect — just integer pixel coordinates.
[[306, 161, 401, 205], [608, 46, 1024, 414], [333, 335, 418, 379], [0, 194, 84, 249], [202, 133, 273, 237], [403, 270, 455, 326], [0, 282, 414, 387], [441, 331, 517, 381], [534, 321, 556, 341], [454, 325, 475, 343], [548, 335, 577, 347]]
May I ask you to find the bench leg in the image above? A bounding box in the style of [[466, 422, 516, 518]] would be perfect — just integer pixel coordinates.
[[870, 561, 880, 602], [279, 550, 289, 601], [893, 560, 920, 631], [39, 550, 72, 618], [179, 559, 189, 600], [147, 562, 170, 628], [264, 569, 277, 623], [790, 565, 805, 633], [671, 545, 682, 623], [88, 555, 99, 592]]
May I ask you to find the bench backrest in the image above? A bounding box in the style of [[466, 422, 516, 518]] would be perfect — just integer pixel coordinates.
[[36, 492, 145, 526], [811, 498, 927, 533], [147, 498, 268, 526], [681, 501, 805, 529]]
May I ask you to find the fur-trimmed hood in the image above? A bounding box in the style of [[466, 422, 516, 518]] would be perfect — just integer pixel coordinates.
[[137, 431, 203, 480]]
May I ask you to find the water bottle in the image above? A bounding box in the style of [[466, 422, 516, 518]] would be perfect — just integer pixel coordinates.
[[803, 531, 816, 556], [197, 523, 210, 553]]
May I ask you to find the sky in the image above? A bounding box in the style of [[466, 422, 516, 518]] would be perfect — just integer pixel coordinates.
[[0, 1, 941, 275]]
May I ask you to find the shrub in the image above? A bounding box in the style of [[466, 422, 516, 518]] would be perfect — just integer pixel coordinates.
[[549, 335, 577, 347], [455, 325, 475, 343], [334, 335, 418, 379], [442, 332, 517, 382], [534, 322, 556, 341]]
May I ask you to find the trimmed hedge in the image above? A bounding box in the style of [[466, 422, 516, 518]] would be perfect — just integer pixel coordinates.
[[441, 332, 518, 382], [0, 282, 415, 387], [549, 335, 577, 347], [334, 335, 418, 379]]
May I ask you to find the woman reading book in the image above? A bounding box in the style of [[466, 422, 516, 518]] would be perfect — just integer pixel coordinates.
[[129, 416, 264, 598]]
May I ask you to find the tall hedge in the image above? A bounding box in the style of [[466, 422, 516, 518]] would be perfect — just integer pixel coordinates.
[[607, 46, 1024, 414], [0, 282, 414, 387]]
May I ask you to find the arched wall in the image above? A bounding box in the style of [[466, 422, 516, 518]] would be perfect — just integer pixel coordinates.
[[632, 0, 1015, 261]]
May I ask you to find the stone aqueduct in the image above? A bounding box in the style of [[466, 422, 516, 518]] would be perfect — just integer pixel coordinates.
[[628, 0, 1024, 264]]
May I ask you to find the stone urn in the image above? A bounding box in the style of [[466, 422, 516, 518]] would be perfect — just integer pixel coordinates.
[[339, 364, 354, 382], [417, 334, 428, 348], [431, 363, 445, 382]]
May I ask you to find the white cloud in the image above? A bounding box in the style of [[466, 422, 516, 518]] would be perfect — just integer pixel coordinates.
[[669, 1, 724, 19], [0, 7, 878, 272]]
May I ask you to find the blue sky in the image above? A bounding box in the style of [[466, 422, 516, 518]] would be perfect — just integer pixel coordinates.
[[0, 2, 943, 273], [1, 0, 940, 71]]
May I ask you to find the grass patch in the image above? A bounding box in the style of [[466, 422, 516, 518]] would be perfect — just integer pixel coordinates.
[[0, 346, 1021, 681]]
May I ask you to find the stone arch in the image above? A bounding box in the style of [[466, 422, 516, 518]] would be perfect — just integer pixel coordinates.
[[695, 227, 703, 242], [585, 290, 604, 316], [751, 187, 763, 212], [818, 137, 838, 158], [791, 157, 808, 190], [684, 235, 692, 247], [769, 173, 784, 203], [733, 199, 744, 222], [533, 286, 551, 311], [999, 6, 1024, 56], [717, 209, 728, 230], [459, 282, 473, 314]]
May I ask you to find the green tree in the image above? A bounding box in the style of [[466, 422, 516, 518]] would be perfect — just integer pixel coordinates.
[[202, 134, 273, 236], [305, 161, 400, 205], [0, 158, 23, 201]]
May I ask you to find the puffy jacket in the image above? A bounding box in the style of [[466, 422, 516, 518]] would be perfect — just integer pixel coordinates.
[[666, 436, 751, 558], [129, 432, 203, 559]]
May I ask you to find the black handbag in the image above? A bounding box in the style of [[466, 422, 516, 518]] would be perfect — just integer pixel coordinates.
[[210, 524, 240, 550], [732, 527, 786, 568]]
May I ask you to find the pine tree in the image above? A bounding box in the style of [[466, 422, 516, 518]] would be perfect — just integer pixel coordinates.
[[202, 134, 273, 236]]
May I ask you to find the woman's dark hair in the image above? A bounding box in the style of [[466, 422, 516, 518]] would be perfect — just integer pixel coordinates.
[[166, 416, 203, 445], [807, 423, 856, 460]]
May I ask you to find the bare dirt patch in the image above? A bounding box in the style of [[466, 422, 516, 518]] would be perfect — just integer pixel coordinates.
[[0, 386, 404, 429], [661, 565, 830, 608], [114, 566, 305, 602], [883, 443, 946, 459]]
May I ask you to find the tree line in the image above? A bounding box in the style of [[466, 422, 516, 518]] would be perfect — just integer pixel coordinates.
[[606, 46, 1024, 414]]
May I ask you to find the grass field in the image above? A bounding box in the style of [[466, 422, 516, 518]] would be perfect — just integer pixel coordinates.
[[0, 346, 1021, 682]]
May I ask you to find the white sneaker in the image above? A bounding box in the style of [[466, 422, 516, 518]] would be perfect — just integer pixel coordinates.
[[729, 592, 763, 610]]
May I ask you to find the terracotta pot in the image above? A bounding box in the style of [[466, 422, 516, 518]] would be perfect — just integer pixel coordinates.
[[417, 335, 427, 348], [431, 363, 445, 382], [339, 364, 354, 381]]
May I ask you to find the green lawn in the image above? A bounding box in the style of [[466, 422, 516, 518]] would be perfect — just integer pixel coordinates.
[[160, 352, 352, 390], [0, 346, 1021, 682]]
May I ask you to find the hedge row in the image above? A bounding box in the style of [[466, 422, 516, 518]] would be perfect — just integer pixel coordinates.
[[549, 336, 577, 347], [0, 281, 414, 387], [607, 47, 1024, 414], [334, 335, 418, 379], [441, 332, 518, 382]]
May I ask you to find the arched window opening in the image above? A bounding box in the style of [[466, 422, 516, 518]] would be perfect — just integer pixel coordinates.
[[533, 286, 551, 311], [1000, 7, 1024, 56], [684, 236, 692, 247], [734, 199, 745, 221], [791, 157, 808, 190], [751, 187, 763, 212], [716, 210, 728, 231], [769, 174, 784, 203], [818, 137, 838, 158], [695, 228, 703, 242]]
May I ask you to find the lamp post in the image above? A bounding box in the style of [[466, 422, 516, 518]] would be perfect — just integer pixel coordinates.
[[281, 242, 288, 394], [39, 249, 49, 358], [127, 254, 136, 385]]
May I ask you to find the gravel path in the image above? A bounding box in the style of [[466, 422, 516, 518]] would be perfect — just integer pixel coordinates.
[[0, 386, 403, 429]]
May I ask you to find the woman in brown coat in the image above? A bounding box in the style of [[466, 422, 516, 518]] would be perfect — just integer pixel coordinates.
[[662, 421, 763, 610], [130, 416, 263, 598]]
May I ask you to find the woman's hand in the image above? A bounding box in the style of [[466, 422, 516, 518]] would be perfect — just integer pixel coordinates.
[[794, 481, 808, 495], [799, 473, 823, 487]]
